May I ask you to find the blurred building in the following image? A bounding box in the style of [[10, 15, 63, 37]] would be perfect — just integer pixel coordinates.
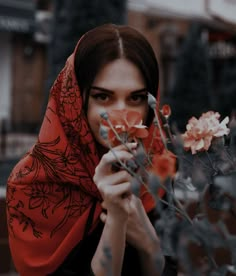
[[0, 0, 51, 134], [128, 0, 236, 101], [0, 0, 236, 132], [0, 1, 51, 273]]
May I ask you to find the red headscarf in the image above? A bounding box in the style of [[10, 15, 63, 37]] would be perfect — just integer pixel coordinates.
[[6, 39, 164, 276]]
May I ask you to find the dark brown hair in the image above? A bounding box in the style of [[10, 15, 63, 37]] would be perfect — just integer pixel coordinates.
[[74, 23, 159, 123]]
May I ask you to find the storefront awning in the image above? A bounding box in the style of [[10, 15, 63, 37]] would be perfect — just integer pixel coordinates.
[[129, 0, 236, 26], [0, 0, 36, 33]]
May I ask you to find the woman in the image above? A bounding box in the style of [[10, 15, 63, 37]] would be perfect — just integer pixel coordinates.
[[6, 24, 177, 275]]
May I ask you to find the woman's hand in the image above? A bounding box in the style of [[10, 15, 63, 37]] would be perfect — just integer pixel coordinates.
[[124, 194, 161, 253], [94, 143, 137, 221], [92, 143, 138, 276], [100, 194, 161, 254], [100, 194, 165, 275]]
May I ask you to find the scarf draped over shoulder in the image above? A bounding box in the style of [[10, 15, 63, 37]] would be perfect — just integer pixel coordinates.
[[6, 40, 164, 276]]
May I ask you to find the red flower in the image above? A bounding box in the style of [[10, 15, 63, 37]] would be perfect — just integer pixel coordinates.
[[102, 109, 149, 146], [152, 150, 176, 181]]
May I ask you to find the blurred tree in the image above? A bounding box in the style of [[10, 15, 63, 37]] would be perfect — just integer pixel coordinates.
[[43, 0, 127, 113], [164, 23, 211, 132], [218, 58, 236, 118]]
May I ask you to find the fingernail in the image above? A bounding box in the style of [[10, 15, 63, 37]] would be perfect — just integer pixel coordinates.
[[131, 142, 137, 148]]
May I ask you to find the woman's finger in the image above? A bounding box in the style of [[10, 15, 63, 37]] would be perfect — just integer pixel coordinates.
[[101, 182, 131, 199], [99, 142, 137, 166], [95, 170, 132, 190], [101, 150, 134, 166], [101, 201, 107, 209], [112, 142, 137, 152], [100, 212, 107, 223]]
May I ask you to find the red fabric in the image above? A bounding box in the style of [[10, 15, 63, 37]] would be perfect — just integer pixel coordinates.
[[6, 41, 164, 276]]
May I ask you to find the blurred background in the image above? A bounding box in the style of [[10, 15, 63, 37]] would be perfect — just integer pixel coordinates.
[[0, 0, 236, 274]]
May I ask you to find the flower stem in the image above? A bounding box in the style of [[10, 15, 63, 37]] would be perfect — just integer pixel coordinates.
[[158, 197, 193, 224], [148, 125, 157, 156], [153, 109, 167, 149], [110, 143, 193, 224]]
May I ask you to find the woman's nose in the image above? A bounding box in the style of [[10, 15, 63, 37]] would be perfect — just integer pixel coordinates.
[[113, 100, 127, 110]]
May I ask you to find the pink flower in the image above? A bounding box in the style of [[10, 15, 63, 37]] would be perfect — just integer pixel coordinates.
[[182, 111, 230, 154], [102, 109, 149, 146]]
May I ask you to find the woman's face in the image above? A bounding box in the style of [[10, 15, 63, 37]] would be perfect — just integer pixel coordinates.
[[87, 58, 148, 147]]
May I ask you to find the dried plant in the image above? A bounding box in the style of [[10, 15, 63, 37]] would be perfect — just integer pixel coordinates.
[[99, 95, 236, 275]]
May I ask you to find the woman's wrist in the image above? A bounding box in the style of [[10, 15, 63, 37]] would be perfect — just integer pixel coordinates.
[[139, 235, 162, 256], [105, 212, 129, 227], [91, 211, 128, 276], [138, 238, 165, 276]]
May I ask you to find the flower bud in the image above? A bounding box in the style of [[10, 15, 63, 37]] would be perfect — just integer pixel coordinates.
[[99, 125, 108, 140], [161, 104, 171, 119], [100, 111, 109, 120], [126, 159, 138, 171], [148, 93, 157, 109], [131, 177, 141, 196]]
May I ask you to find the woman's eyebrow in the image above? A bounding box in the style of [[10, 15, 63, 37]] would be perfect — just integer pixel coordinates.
[[130, 88, 148, 94], [90, 86, 113, 93], [90, 86, 147, 94]]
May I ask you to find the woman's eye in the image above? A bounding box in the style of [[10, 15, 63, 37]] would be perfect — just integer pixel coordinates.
[[92, 93, 109, 101], [130, 94, 147, 103]]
